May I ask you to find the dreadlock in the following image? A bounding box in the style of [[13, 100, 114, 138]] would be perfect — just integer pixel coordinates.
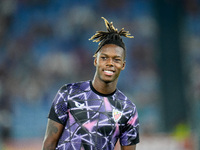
[[89, 17, 134, 58]]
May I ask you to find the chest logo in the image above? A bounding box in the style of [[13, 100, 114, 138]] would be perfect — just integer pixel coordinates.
[[74, 101, 85, 109], [112, 109, 122, 122]]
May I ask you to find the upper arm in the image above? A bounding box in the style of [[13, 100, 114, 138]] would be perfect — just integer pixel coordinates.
[[42, 119, 64, 150], [121, 145, 136, 150]]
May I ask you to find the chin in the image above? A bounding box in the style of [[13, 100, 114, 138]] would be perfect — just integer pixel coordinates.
[[103, 80, 112, 84], [101, 77, 117, 84]]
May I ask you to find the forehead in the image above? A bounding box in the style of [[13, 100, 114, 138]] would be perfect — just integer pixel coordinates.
[[98, 44, 124, 57]]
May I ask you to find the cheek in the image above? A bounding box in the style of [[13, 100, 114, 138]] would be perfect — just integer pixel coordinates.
[[116, 63, 125, 70], [96, 59, 104, 67]]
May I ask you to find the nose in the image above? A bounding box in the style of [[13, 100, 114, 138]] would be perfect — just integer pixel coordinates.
[[106, 58, 113, 66]]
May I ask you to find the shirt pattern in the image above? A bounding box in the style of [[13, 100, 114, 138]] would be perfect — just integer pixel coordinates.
[[49, 81, 139, 150]]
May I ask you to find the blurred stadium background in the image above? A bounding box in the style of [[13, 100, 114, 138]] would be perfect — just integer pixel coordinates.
[[0, 0, 199, 149]]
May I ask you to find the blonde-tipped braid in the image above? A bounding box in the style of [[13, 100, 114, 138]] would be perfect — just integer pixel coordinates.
[[89, 17, 134, 59]]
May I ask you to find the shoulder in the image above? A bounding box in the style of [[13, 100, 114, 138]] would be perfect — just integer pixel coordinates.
[[115, 89, 136, 108], [52, 80, 90, 105], [59, 80, 90, 95]]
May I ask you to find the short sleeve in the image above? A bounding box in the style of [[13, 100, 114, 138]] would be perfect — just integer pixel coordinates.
[[48, 85, 69, 125], [120, 107, 140, 146]]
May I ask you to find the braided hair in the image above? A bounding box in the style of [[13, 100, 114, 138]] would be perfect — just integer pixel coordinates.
[[89, 17, 134, 59]]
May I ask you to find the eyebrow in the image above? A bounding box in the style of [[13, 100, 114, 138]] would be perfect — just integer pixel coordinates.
[[100, 53, 122, 58]]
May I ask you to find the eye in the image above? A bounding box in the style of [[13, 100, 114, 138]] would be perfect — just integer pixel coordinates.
[[101, 56, 107, 60], [114, 58, 121, 62]]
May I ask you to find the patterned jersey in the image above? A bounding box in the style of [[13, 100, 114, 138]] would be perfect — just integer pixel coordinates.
[[48, 81, 139, 150]]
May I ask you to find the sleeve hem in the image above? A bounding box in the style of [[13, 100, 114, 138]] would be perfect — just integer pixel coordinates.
[[48, 105, 65, 125]]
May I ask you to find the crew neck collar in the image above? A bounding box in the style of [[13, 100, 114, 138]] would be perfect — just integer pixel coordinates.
[[89, 81, 116, 97]]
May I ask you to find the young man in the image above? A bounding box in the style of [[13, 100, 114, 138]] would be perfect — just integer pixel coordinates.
[[42, 17, 139, 150]]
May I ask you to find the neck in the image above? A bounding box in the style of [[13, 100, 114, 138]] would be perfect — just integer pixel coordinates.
[[92, 77, 118, 95]]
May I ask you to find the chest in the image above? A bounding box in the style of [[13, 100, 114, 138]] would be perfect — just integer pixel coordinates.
[[67, 97, 128, 134]]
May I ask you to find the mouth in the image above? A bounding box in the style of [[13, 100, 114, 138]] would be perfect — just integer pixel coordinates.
[[103, 69, 115, 76]]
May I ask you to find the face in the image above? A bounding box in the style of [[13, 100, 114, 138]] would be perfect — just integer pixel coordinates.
[[94, 44, 126, 83]]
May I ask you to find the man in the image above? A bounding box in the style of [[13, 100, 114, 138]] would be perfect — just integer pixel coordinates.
[[42, 17, 139, 150]]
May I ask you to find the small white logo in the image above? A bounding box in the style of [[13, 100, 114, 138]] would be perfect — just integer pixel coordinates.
[[112, 109, 122, 122], [74, 101, 85, 109]]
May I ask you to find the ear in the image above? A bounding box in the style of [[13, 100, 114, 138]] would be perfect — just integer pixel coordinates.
[[121, 61, 126, 70], [94, 57, 97, 66]]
